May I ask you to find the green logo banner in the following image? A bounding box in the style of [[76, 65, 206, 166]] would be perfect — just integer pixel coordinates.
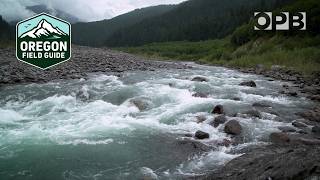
[[16, 13, 71, 69]]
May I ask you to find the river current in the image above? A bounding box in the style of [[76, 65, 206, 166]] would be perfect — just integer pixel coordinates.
[[0, 64, 313, 179]]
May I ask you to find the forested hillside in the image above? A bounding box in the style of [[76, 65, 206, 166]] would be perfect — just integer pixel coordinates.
[[118, 0, 320, 74], [105, 0, 293, 47], [0, 16, 13, 43], [72, 5, 176, 47]]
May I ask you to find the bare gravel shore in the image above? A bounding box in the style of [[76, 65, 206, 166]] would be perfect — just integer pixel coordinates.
[[0, 45, 191, 85]]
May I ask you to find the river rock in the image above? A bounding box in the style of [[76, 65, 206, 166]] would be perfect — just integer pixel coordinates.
[[191, 76, 208, 82], [297, 129, 309, 134], [308, 95, 320, 101], [205, 144, 320, 180], [292, 120, 308, 128], [232, 97, 241, 101], [210, 115, 227, 128], [269, 132, 290, 144], [296, 109, 320, 122], [129, 98, 150, 111], [192, 92, 208, 98], [239, 80, 256, 87], [282, 84, 289, 88], [294, 138, 320, 145], [212, 105, 224, 114], [75, 89, 90, 100], [0, 46, 191, 86], [271, 65, 284, 71], [278, 126, 296, 133], [252, 102, 271, 108], [312, 126, 320, 134], [195, 130, 210, 139], [196, 115, 207, 123], [224, 120, 242, 135], [177, 139, 211, 152], [288, 91, 298, 96], [302, 86, 320, 95], [217, 139, 232, 147], [242, 109, 262, 118]]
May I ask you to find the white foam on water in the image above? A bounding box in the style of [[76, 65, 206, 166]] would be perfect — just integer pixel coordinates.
[[0, 68, 314, 178], [235, 117, 288, 141], [0, 108, 26, 123], [140, 167, 158, 180], [21, 95, 76, 115], [58, 138, 114, 145], [173, 150, 240, 177], [238, 91, 292, 105], [89, 74, 119, 82]]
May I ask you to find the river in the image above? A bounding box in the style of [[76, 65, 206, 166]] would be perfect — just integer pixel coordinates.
[[0, 64, 313, 179]]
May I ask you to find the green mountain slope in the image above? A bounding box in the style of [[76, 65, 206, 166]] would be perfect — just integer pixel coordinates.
[[0, 16, 12, 41], [0, 15, 14, 47], [105, 0, 293, 47], [72, 5, 176, 47], [118, 0, 320, 74]]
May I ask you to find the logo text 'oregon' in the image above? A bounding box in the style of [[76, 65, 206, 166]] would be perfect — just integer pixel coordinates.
[[16, 13, 71, 69]]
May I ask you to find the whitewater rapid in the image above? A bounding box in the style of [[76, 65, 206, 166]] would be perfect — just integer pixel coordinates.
[[0, 64, 313, 179]]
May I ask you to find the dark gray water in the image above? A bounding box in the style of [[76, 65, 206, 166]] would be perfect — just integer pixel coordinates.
[[0, 64, 313, 179]]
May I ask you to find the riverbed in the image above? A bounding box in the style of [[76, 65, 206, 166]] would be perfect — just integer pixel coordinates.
[[0, 63, 314, 179]]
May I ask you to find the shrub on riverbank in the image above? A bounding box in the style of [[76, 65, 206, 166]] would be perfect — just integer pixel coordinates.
[[117, 35, 320, 75], [117, 0, 320, 75]]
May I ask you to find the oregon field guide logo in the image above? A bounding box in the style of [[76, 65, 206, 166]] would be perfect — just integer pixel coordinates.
[[16, 13, 71, 69]]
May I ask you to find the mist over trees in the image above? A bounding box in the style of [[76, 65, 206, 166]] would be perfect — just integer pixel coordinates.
[[1, 0, 317, 48]]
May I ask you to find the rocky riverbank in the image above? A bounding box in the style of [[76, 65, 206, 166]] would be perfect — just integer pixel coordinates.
[[235, 65, 320, 102], [0, 46, 191, 85], [197, 65, 320, 180]]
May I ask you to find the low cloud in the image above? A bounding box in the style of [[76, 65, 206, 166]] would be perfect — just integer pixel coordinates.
[[0, 0, 34, 22], [0, 0, 187, 22]]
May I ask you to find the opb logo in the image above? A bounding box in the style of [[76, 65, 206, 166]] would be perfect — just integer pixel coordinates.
[[254, 12, 306, 30]]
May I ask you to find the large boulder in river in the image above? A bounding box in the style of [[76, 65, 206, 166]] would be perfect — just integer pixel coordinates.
[[241, 109, 262, 118], [205, 144, 320, 180], [191, 76, 209, 82], [212, 105, 224, 114], [312, 126, 320, 135], [224, 120, 242, 135], [195, 130, 210, 139], [129, 98, 151, 111], [269, 132, 290, 144], [239, 80, 257, 87], [210, 115, 227, 128]]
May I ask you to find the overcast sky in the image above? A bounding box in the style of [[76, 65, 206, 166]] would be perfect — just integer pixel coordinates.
[[0, 0, 187, 22]]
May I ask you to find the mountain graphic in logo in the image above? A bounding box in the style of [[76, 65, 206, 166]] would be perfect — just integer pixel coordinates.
[[16, 13, 71, 69], [20, 19, 68, 39]]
